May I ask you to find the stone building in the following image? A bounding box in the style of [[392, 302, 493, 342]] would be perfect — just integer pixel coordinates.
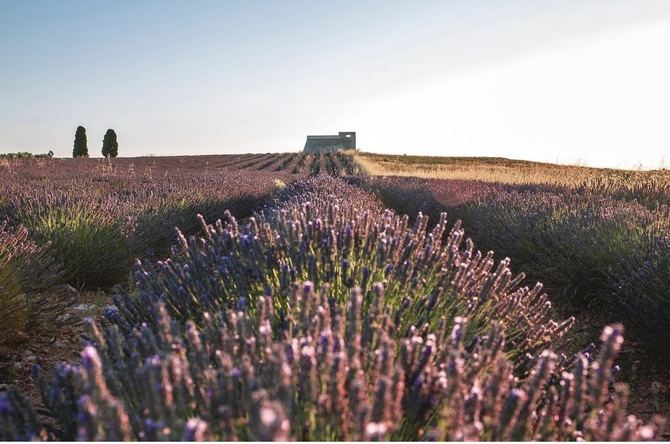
[[303, 132, 356, 152]]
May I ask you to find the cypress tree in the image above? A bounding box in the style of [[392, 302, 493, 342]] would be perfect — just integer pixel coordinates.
[[101, 129, 118, 158], [72, 126, 88, 157]]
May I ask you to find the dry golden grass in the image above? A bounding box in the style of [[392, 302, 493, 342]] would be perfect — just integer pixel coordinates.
[[351, 151, 670, 187]]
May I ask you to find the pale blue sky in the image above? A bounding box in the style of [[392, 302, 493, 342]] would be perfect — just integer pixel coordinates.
[[1, 1, 669, 168]]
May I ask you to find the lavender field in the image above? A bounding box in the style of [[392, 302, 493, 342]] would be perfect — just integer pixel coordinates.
[[0, 155, 668, 440]]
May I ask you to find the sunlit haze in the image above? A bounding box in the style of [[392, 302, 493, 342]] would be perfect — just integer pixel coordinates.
[[1, 0, 669, 168]]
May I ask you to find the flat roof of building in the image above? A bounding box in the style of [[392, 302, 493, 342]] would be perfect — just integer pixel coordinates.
[[306, 135, 342, 139]]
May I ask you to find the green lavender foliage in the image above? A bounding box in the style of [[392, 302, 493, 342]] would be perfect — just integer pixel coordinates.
[[7, 190, 134, 289], [609, 233, 670, 354], [0, 222, 63, 347]]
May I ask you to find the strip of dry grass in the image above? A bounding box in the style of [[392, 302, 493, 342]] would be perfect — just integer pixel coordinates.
[[351, 151, 670, 187]]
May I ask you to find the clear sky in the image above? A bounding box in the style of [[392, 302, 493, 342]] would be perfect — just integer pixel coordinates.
[[1, 0, 669, 168]]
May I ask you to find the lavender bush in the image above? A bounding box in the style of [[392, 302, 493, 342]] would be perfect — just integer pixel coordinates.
[[2, 283, 663, 440], [6, 189, 135, 288], [364, 176, 670, 359], [111, 177, 573, 364], [131, 176, 274, 260], [0, 222, 62, 347], [608, 232, 670, 354], [454, 188, 670, 357], [577, 172, 670, 209]]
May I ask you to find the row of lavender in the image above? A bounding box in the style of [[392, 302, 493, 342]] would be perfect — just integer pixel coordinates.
[[0, 151, 360, 180], [204, 151, 360, 176], [363, 176, 670, 360], [0, 161, 288, 350], [1, 177, 663, 440]]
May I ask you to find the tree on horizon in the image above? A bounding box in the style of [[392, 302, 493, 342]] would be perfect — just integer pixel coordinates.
[[101, 129, 118, 158], [72, 126, 88, 157]]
